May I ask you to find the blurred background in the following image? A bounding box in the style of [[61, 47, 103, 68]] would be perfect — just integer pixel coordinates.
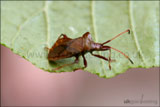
[[1, 45, 159, 106]]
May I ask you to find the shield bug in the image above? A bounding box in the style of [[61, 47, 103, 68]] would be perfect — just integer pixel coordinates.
[[47, 29, 133, 71]]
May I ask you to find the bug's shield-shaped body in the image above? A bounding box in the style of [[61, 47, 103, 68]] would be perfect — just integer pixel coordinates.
[[48, 32, 94, 61], [48, 29, 133, 71]]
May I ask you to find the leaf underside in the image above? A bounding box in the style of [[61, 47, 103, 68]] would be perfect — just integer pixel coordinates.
[[1, 1, 159, 78]]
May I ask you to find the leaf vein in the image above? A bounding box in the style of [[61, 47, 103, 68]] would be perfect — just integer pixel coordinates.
[[129, 1, 146, 65], [11, 9, 43, 48], [91, 1, 106, 72], [44, 1, 50, 48]]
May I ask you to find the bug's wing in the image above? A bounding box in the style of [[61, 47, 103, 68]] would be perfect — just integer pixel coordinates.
[[48, 38, 72, 61], [52, 37, 72, 49], [48, 38, 83, 61], [66, 38, 84, 54], [48, 45, 71, 61]]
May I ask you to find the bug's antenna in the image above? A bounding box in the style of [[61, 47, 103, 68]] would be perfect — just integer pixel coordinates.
[[102, 29, 130, 45], [110, 47, 134, 64]]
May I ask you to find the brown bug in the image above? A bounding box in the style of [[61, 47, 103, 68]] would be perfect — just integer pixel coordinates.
[[47, 29, 133, 71]]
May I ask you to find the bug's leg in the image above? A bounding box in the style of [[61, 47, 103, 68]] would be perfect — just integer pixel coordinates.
[[82, 54, 87, 69], [53, 56, 79, 71], [108, 48, 112, 70], [102, 29, 130, 45], [90, 52, 115, 70], [45, 47, 50, 51], [73, 54, 87, 71], [90, 52, 116, 62]]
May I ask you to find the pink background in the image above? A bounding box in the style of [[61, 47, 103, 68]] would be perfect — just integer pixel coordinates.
[[1, 45, 159, 106]]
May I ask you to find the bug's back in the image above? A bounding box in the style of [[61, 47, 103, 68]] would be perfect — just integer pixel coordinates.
[[48, 37, 84, 61]]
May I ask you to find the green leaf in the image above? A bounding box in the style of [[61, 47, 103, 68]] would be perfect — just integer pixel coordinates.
[[1, 1, 159, 78]]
